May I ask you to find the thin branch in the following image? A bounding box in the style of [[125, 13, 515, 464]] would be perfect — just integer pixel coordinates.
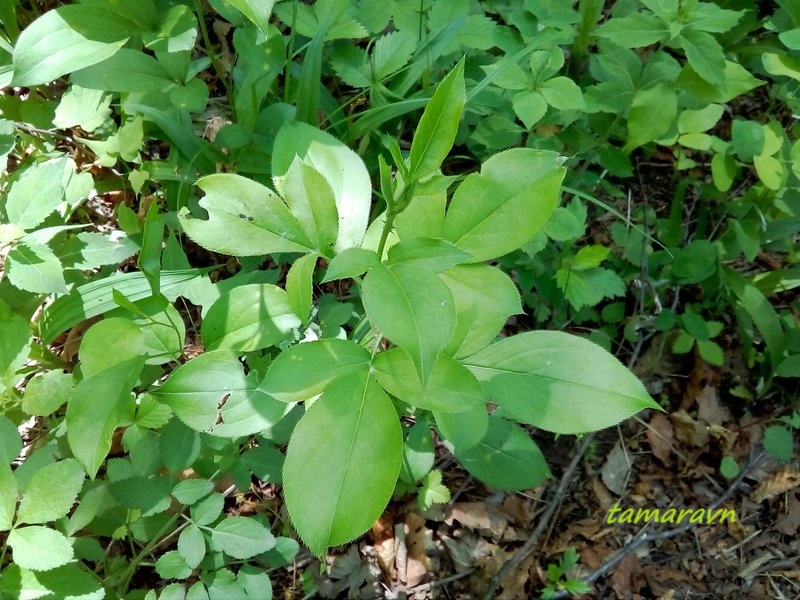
[[481, 433, 597, 600]]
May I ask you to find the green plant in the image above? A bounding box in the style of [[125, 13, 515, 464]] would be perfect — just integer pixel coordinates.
[[540, 547, 591, 599]]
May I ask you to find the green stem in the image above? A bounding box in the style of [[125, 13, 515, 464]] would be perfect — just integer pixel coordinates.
[[376, 209, 395, 259], [114, 512, 181, 595]]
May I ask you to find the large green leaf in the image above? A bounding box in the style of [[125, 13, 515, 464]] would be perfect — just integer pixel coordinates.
[[440, 264, 522, 358], [279, 159, 339, 255], [372, 348, 485, 412], [623, 82, 678, 152], [362, 263, 455, 384], [443, 149, 565, 262], [7, 527, 74, 571], [408, 59, 465, 180], [66, 357, 144, 478], [386, 237, 471, 272], [71, 49, 176, 92], [78, 318, 146, 378], [679, 30, 725, 88], [455, 415, 551, 491], [272, 122, 371, 253], [179, 174, 313, 256], [211, 516, 275, 559], [286, 253, 317, 324], [151, 350, 289, 437], [16, 459, 84, 525], [4, 157, 67, 230], [260, 339, 371, 403], [283, 371, 402, 555], [201, 284, 301, 352], [435, 405, 488, 452], [12, 5, 130, 86], [6, 242, 67, 294], [463, 331, 661, 434]]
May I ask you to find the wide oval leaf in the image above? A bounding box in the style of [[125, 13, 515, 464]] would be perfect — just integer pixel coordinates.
[[372, 348, 485, 412], [201, 284, 301, 352], [272, 122, 371, 253], [179, 174, 313, 256], [151, 350, 289, 437], [259, 338, 371, 403], [443, 148, 565, 262], [440, 264, 522, 358], [456, 415, 551, 491], [463, 331, 661, 434], [12, 5, 130, 86], [16, 459, 84, 525], [362, 263, 455, 384], [7, 527, 74, 571], [283, 372, 402, 556]]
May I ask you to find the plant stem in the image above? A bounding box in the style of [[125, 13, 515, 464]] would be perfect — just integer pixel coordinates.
[[376, 209, 395, 259]]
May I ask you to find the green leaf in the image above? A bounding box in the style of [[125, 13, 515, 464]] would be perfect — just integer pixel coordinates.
[[418, 469, 450, 510], [71, 49, 176, 91], [399, 422, 435, 484], [7, 526, 74, 571], [109, 298, 186, 366], [386, 238, 471, 272], [443, 148, 566, 262], [463, 331, 660, 434], [763, 425, 794, 461], [677, 104, 724, 134], [201, 283, 300, 352], [283, 372, 402, 556], [211, 516, 275, 559], [54, 85, 111, 132], [677, 60, 763, 103], [697, 340, 724, 366], [12, 5, 130, 86], [571, 245, 610, 271], [362, 263, 455, 384], [456, 416, 551, 491], [78, 117, 143, 166], [179, 174, 313, 256], [408, 59, 465, 180], [17, 459, 84, 524], [151, 350, 289, 437], [440, 264, 522, 358], [435, 404, 488, 451], [512, 91, 548, 129], [159, 418, 200, 473], [57, 231, 139, 271], [0, 304, 31, 394], [539, 76, 584, 110], [372, 30, 415, 79], [226, 0, 275, 35], [178, 524, 206, 569], [0, 464, 17, 530], [719, 455, 740, 479], [679, 30, 725, 87], [595, 12, 669, 47], [79, 317, 146, 378], [260, 339, 371, 403], [286, 254, 317, 324], [190, 493, 224, 526], [110, 476, 172, 514], [684, 2, 742, 33], [0, 416, 21, 465], [1, 564, 103, 600], [556, 267, 626, 310], [672, 240, 717, 284], [67, 357, 144, 478], [5, 157, 67, 230], [321, 247, 379, 282], [623, 83, 677, 152], [278, 159, 339, 255], [155, 550, 192, 580], [272, 122, 371, 253], [373, 348, 485, 412], [172, 479, 214, 505], [6, 242, 67, 294], [39, 269, 206, 344]]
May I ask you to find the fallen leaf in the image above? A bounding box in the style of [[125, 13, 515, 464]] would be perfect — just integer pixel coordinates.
[[646, 412, 675, 465], [696, 385, 731, 426], [405, 512, 433, 588], [775, 491, 800, 535], [610, 553, 639, 598], [752, 467, 800, 502], [671, 410, 709, 447], [601, 441, 632, 496], [445, 502, 509, 537]]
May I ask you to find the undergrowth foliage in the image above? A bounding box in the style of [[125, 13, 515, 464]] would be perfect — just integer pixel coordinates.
[[0, 0, 798, 598]]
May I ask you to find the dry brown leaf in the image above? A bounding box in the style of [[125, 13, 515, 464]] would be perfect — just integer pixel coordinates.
[[752, 467, 800, 502], [647, 412, 675, 465], [696, 385, 731, 426], [671, 410, 709, 447], [601, 441, 632, 496], [591, 476, 615, 510], [610, 553, 639, 598], [405, 512, 433, 588], [775, 491, 800, 535], [445, 502, 509, 537]]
